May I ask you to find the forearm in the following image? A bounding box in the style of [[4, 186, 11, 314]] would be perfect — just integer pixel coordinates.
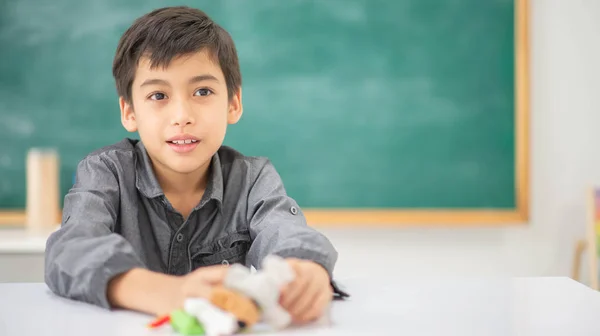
[[107, 268, 184, 316]]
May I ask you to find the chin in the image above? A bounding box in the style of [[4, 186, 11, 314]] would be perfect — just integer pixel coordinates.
[[168, 162, 207, 174]]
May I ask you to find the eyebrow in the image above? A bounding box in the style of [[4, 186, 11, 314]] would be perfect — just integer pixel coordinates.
[[140, 74, 220, 88]]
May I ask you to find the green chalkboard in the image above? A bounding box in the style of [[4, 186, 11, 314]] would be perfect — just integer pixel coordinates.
[[0, 0, 518, 210]]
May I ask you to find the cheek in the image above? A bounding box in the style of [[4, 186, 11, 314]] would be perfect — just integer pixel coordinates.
[[205, 116, 228, 135], [202, 109, 229, 141], [133, 111, 164, 137], [201, 103, 230, 124]]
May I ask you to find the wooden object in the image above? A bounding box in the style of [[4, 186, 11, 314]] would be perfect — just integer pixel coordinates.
[[25, 149, 60, 233]]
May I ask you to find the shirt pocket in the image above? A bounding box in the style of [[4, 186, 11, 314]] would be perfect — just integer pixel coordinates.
[[191, 231, 250, 268]]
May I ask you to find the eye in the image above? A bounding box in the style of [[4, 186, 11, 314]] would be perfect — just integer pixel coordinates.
[[149, 92, 167, 101], [194, 88, 213, 97]]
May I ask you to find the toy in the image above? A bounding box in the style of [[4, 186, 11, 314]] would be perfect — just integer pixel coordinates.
[[170, 309, 205, 335], [147, 314, 170, 329], [184, 298, 238, 336], [209, 286, 260, 328], [224, 254, 295, 330], [148, 254, 296, 335], [148, 300, 239, 336]]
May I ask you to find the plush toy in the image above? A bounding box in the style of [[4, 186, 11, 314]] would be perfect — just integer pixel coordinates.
[[169, 309, 205, 335], [184, 298, 238, 336], [148, 254, 296, 335], [209, 286, 260, 328], [224, 254, 295, 330]]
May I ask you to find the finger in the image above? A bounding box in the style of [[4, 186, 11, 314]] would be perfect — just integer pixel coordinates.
[[182, 281, 213, 299], [280, 274, 310, 309], [298, 286, 333, 323], [194, 264, 230, 285], [290, 278, 321, 319], [182, 265, 230, 298], [280, 277, 309, 309]]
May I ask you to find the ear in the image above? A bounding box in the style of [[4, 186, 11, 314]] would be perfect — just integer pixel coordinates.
[[227, 87, 243, 124], [119, 97, 138, 132]]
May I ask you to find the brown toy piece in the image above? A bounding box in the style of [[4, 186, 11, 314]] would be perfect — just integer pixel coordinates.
[[209, 286, 261, 329]]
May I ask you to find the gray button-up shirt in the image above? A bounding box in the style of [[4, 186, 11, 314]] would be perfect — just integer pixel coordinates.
[[44, 138, 338, 309]]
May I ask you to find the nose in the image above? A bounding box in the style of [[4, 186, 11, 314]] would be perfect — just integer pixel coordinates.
[[171, 99, 195, 126]]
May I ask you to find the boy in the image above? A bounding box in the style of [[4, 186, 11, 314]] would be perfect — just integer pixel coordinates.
[[44, 6, 342, 324]]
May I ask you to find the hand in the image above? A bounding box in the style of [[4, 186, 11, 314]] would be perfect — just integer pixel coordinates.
[[107, 265, 231, 317], [179, 264, 230, 300], [279, 258, 333, 324]]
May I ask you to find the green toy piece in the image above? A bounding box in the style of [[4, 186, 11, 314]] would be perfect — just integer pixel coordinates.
[[170, 309, 205, 335]]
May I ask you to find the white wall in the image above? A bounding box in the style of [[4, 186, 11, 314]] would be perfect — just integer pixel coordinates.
[[2, 0, 600, 284], [323, 0, 600, 285], [0, 254, 44, 282]]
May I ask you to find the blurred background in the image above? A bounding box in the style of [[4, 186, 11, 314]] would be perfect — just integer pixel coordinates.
[[1, 0, 600, 289]]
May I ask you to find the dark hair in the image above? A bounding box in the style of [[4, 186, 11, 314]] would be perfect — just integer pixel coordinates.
[[112, 6, 241, 104]]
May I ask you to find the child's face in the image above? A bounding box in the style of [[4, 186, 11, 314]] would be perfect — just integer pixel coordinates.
[[120, 50, 242, 177]]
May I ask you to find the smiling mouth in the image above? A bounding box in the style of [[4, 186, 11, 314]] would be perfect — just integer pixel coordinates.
[[167, 139, 200, 154], [168, 139, 199, 145]]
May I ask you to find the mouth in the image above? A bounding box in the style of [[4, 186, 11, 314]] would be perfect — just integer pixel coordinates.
[[166, 136, 200, 153], [167, 139, 199, 145]]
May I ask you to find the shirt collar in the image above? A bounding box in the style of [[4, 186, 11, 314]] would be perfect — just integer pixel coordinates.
[[134, 141, 223, 208]]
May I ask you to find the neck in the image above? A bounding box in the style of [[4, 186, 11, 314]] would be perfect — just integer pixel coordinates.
[[153, 161, 211, 196]]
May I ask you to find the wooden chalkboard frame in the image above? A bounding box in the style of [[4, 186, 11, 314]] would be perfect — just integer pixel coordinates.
[[302, 0, 530, 226], [0, 0, 529, 227]]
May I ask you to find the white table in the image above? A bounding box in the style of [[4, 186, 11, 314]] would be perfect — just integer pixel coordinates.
[[1, 276, 599, 335]]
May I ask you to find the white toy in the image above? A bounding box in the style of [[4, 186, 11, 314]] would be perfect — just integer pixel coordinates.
[[184, 298, 239, 336], [224, 255, 296, 330]]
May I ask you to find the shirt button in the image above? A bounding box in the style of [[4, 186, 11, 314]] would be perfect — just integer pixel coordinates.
[[290, 206, 298, 215], [176, 233, 184, 242]]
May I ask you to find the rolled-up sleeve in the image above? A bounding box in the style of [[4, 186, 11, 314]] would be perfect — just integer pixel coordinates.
[[246, 159, 338, 278], [44, 154, 145, 309]]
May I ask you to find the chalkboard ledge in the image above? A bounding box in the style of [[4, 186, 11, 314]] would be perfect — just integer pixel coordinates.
[[303, 209, 527, 226]]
